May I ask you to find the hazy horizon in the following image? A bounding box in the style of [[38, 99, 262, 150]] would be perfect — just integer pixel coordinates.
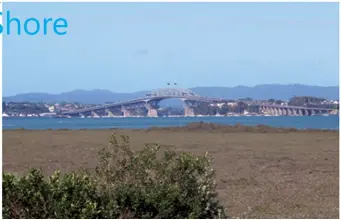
[[3, 83, 339, 97]]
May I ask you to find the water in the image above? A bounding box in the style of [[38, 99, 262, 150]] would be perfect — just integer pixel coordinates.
[[2, 116, 339, 130]]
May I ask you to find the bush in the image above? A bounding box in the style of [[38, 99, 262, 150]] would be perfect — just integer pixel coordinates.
[[3, 169, 100, 219], [3, 133, 226, 219]]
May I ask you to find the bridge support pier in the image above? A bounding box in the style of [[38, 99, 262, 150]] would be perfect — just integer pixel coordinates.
[[148, 108, 158, 117], [121, 106, 132, 117], [105, 109, 115, 117], [297, 109, 303, 116], [281, 108, 286, 116], [146, 104, 158, 117], [267, 107, 273, 115], [184, 106, 195, 117], [259, 106, 264, 114], [304, 109, 309, 116], [277, 108, 282, 116], [91, 111, 100, 118], [263, 106, 271, 115], [182, 99, 197, 117]]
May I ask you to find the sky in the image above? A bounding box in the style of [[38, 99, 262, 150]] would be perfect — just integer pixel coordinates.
[[3, 2, 339, 96]]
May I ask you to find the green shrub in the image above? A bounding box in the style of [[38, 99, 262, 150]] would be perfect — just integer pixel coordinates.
[[3, 169, 100, 219], [3, 133, 226, 219]]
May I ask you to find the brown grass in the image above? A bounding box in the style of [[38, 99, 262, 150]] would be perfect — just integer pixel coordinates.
[[3, 123, 339, 218]]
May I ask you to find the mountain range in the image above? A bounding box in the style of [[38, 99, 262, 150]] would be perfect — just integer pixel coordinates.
[[3, 84, 339, 104]]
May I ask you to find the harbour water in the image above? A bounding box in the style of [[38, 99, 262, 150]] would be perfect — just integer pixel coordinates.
[[2, 115, 339, 130]]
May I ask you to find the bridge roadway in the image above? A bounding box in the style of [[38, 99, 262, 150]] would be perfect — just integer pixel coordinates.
[[61, 95, 226, 115], [248, 103, 334, 111], [61, 96, 335, 116]]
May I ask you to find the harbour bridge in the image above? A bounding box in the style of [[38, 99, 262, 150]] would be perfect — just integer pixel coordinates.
[[61, 87, 336, 117]]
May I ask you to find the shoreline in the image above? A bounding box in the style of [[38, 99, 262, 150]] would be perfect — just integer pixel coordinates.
[[2, 113, 338, 118], [3, 122, 339, 132]]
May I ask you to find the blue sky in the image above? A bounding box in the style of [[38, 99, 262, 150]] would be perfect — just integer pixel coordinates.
[[3, 2, 339, 96]]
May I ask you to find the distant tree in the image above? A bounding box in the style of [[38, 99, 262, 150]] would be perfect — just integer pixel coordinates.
[[289, 96, 326, 106], [235, 101, 248, 113], [247, 104, 260, 113], [268, 99, 275, 103], [239, 97, 253, 101], [219, 104, 229, 115], [59, 101, 67, 107], [275, 100, 284, 105], [194, 103, 210, 115], [2, 102, 6, 112], [208, 107, 218, 115]]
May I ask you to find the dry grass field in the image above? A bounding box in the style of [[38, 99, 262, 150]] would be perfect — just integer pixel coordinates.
[[3, 123, 339, 218]]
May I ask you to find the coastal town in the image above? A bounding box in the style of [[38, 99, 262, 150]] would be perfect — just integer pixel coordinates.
[[2, 96, 339, 117]]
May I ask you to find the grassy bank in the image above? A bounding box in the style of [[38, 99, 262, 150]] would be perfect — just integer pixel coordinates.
[[3, 123, 339, 218]]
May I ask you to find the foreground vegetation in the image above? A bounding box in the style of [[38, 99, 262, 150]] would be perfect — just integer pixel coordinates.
[[3, 133, 226, 219]]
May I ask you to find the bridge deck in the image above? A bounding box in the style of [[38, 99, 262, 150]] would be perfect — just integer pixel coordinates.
[[61, 96, 227, 115], [61, 96, 335, 115]]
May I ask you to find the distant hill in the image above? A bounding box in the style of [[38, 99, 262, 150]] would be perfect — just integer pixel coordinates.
[[3, 84, 339, 104], [3, 89, 148, 104], [191, 84, 339, 101]]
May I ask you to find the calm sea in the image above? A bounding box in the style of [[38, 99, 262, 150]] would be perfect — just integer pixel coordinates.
[[2, 116, 339, 130]]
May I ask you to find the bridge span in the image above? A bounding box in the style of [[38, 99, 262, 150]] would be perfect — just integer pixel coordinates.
[[61, 88, 336, 117]]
